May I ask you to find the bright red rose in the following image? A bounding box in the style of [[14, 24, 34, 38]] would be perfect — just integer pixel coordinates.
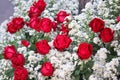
[[33, 0, 46, 12], [89, 18, 105, 33], [77, 42, 93, 60], [21, 40, 30, 47], [7, 17, 24, 34], [28, 17, 41, 31], [117, 16, 120, 22], [53, 34, 72, 51], [40, 18, 53, 33], [36, 40, 51, 55], [52, 21, 57, 31], [11, 53, 25, 68], [40, 62, 54, 76], [99, 28, 114, 43], [4, 45, 17, 60], [55, 11, 70, 23], [28, 6, 41, 18], [14, 67, 28, 80]]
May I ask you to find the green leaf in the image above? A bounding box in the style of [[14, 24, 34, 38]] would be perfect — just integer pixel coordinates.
[[0, 54, 3, 59], [5, 68, 14, 78]]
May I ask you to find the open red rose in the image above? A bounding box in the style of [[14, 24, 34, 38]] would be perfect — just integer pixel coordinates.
[[117, 16, 120, 22], [89, 18, 105, 33], [55, 11, 70, 23], [21, 40, 30, 47], [99, 28, 114, 43], [40, 18, 53, 33], [28, 17, 41, 32], [53, 34, 72, 51], [33, 0, 46, 12], [36, 40, 51, 55], [7, 17, 24, 34], [14, 67, 28, 80], [4, 45, 17, 60], [28, 6, 41, 18], [77, 42, 93, 60], [11, 53, 25, 68], [40, 62, 54, 76]]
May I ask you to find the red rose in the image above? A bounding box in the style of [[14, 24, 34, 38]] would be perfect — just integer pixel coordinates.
[[53, 34, 72, 51], [3, 45, 17, 60], [11, 53, 25, 68], [40, 62, 54, 76], [28, 6, 41, 18], [99, 28, 114, 43], [77, 42, 93, 60], [14, 67, 28, 80], [117, 16, 120, 22], [55, 11, 70, 23], [89, 18, 105, 33], [36, 40, 51, 55], [28, 17, 41, 31], [21, 40, 30, 47], [60, 24, 70, 35], [52, 21, 57, 31], [40, 18, 53, 33], [33, 0, 46, 12], [7, 17, 24, 34]]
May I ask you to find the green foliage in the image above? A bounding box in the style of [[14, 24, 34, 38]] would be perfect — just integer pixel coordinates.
[[0, 54, 3, 60], [5, 68, 14, 79]]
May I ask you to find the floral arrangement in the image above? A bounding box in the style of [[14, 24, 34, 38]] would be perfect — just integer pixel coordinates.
[[0, 0, 120, 80]]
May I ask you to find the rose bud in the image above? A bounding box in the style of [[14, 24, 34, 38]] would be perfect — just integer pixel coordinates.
[[21, 40, 30, 47], [40, 62, 54, 76], [89, 18, 105, 33], [53, 34, 72, 51], [14, 67, 28, 80], [55, 10, 70, 23], [7, 17, 24, 34], [40, 18, 53, 33], [36, 40, 51, 55], [28, 17, 41, 32], [52, 21, 57, 31], [77, 42, 93, 60], [99, 28, 114, 43], [3, 45, 17, 60], [11, 53, 25, 68], [117, 16, 120, 22]]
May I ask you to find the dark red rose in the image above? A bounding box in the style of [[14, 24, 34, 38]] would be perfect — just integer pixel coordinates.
[[53, 34, 72, 51], [36, 40, 50, 55], [33, 0, 46, 12], [99, 28, 114, 43], [117, 16, 120, 22], [21, 40, 30, 47], [7, 17, 24, 34], [60, 24, 70, 35], [11, 53, 25, 68], [40, 18, 53, 33], [55, 11, 70, 23], [40, 62, 54, 76], [52, 21, 57, 31], [77, 42, 93, 60], [89, 18, 105, 33], [28, 17, 41, 31], [14, 67, 28, 80], [3, 45, 17, 60], [28, 6, 41, 18]]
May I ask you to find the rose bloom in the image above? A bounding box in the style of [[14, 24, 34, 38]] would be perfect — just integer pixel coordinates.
[[11, 53, 25, 68], [28, 17, 41, 32], [55, 11, 70, 23], [117, 16, 120, 22], [21, 40, 30, 47], [3, 45, 17, 60], [89, 18, 105, 33], [52, 21, 57, 31], [28, 6, 41, 18], [40, 62, 54, 76], [14, 67, 28, 80], [7, 17, 24, 34], [99, 28, 114, 43], [36, 40, 51, 55], [53, 34, 72, 51], [40, 18, 53, 33], [77, 42, 93, 60]]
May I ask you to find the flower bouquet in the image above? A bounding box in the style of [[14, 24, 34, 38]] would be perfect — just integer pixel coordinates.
[[0, 0, 120, 80]]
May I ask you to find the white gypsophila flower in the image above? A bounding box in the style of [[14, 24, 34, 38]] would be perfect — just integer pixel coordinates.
[[93, 37, 101, 44], [115, 22, 120, 30], [89, 75, 98, 80]]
